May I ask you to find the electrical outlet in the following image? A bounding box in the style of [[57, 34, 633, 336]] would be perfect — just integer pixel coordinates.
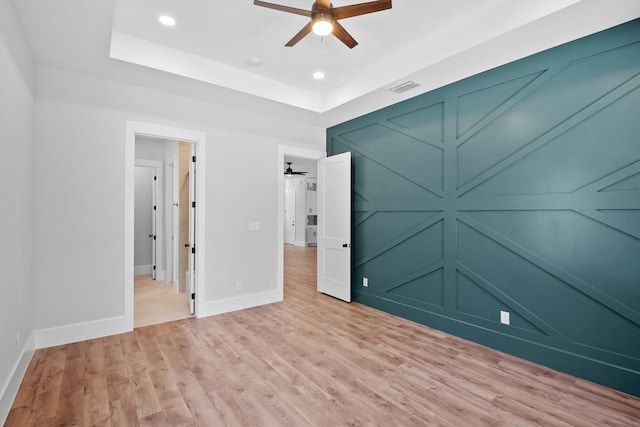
[[363, 277, 368, 287], [236, 280, 243, 290], [16, 332, 20, 349], [500, 310, 510, 325]]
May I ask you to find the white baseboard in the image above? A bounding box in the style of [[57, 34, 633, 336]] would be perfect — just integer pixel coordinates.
[[197, 289, 282, 318], [294, 240, 306, 247], [0, 331, 35, 426], [134, 265, 152, 275], [34, 316, 130, 350]]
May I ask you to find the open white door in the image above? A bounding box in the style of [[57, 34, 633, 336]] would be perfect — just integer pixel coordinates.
[[317, 152, 351, 302], [188, 145, 197, 314]]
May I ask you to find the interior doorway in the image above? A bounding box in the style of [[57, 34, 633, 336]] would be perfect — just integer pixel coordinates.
[[133, 137, 194, 327], [278, 146, 325, 300], [125, 121, 206, 331]]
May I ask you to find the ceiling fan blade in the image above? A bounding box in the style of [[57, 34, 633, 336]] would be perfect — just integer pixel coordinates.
[[253, 0, 311, 17], [316, 0, 331, 10], [285, 21, 314, 47], [332, 21, 358, 49], [333, 0, 392, 20]]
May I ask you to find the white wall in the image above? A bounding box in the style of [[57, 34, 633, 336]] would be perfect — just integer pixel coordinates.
[[0, 0, 35, 419], [32, 65, 325, 335]]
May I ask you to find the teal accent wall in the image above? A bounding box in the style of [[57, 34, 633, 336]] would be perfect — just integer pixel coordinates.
[[327, 19, 640, 397]]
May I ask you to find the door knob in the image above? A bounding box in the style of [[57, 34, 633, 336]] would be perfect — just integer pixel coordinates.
[[342, 243, 350, 248]]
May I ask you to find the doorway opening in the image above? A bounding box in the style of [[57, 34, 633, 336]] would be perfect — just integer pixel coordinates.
[[133, 138, 196, 327], [277, 146, 324, 300], [125, 121, 206, 331]]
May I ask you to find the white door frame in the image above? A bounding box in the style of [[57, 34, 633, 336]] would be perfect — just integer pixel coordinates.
[[277, 145, 325, 300], [125, 121, 206, 330]]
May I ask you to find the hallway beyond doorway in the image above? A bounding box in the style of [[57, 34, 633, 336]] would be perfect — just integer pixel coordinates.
[[134, 275, 192, 328]]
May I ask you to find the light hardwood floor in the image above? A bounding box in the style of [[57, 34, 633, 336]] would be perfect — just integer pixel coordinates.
[[6, 245, 640, 426], [134, 275, 192, 328]]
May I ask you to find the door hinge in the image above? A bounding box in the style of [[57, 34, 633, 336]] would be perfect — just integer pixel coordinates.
[[153, 235, 156, 240], [154, 176, 157, 181], [153, 265, 156, 270], [191, 293, 195, 300], [191, 247, 196, 254], [192, 155, 196, 162], [153, 205, 157, 211], [191, 201, 196, 208]]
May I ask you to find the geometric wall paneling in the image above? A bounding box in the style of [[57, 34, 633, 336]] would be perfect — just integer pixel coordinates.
[[461, 85, 640, 197], [455, 270, 545, 335], [600, 169, 640, 192], [354, 219, 444, 291], [456, 42, 640, 190], [387, 101, 445, 143], [458, 217, 640, 358], [351, 153, 442, 203], [328, 19, 640, 396], [353, 211, 442, 260], [459, 210, 640, 307], [456, 71, 545, 140], [337, 124, 444, 192], [386, 267, 444, 308], [457, 217, 640, 359], [599, 209, 640, 229]]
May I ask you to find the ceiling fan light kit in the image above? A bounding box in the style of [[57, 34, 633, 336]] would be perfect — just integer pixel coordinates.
[[254, 0, 392, 49], [312, 15, 333, 36]]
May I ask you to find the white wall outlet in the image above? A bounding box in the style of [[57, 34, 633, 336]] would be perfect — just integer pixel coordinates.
[[363, 277, 368, 287], [236, 280, 243, 290], [16, 332, 20, 349], [500, 310, 510, 325], [248, 221, 260, 231]]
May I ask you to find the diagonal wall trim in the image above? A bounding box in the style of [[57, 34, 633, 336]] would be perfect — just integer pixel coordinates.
[[332, 135, 444, 197], [456, 73, 640, 195], [380, 121, 444, 149], [456, 263, 566, 339], [330, 21, 640, 396], [577, 207, 640, 239], [383, 263, 445, 294], [455, 69, 550, 145], [577, 160, 640, 193], [354, 216, 444, 269], [458, 213, 640, 326]]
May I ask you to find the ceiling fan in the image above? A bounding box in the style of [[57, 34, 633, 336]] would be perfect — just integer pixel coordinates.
[[284, 162, 308, 175], [254, 0, 392, 49]]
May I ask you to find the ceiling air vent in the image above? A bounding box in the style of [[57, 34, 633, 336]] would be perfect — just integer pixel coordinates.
[[388, 80, 421, 94]]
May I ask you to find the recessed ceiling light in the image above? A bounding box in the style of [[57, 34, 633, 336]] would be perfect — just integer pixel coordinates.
[[158, 15, 176, 27], [247, 57, 263, 67], [313, 71, 325, 80]]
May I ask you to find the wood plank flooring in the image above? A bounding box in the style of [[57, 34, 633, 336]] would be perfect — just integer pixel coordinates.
[[134, 275, 192, 328], [6, 245, 640, 426]]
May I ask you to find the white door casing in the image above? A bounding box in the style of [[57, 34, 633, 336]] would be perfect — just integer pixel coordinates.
[[317, 152, 352, 302], [151, 170, 158, 279], [125, 121, 206, 331], [188, 144, 197, 315]]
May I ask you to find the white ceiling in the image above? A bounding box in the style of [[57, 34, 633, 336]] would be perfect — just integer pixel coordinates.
[[11, 0, 640, 126]]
